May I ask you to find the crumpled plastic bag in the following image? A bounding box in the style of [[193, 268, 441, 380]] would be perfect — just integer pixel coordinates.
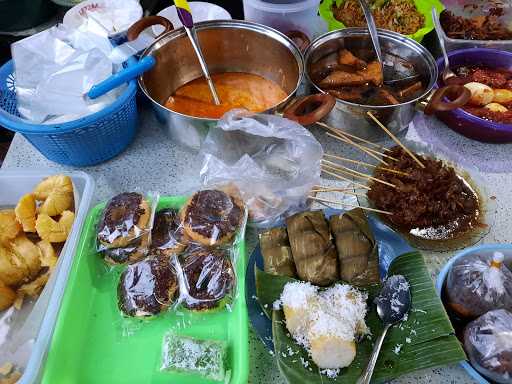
[[464, 309, 512, 384], [11, 23, 125, 124], [199, 110, 323, 227]]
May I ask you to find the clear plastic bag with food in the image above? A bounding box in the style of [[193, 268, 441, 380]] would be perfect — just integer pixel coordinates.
[[96, 192, 159, 256], [177, 187, 247, 248], [445, 251, 512, 319], [150, 208, 189, 256], [174, 246, 237, 312], [117, 253, 179, 318], [199, 110, 323, 228], [464, 309, 512, 384]]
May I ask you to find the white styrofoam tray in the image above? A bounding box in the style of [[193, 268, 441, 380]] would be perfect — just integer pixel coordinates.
[[0, 169, 95, 384]]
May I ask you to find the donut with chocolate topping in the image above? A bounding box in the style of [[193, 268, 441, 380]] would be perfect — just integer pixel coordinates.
[[180, 190, 244, 247], [103, 233, 149, 265], [181, 248, 235, 311], [98, 192, 151, 249], [118, 255, 178, 317], [151, 209, 188, 256]]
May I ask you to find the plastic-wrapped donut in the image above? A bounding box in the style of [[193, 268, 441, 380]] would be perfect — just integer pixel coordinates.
[[97, 192, 151, 249], [151, 209, 188, 256], [118, 255, 178, 317], [180, 190, 244, 247], [180, 247, 235, 311], [103, 234, 149, 265]]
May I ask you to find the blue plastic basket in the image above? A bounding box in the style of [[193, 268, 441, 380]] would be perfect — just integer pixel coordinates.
[[0, 59, 138, 167]]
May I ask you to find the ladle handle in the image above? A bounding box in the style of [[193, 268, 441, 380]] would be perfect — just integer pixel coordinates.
[[356, 323, 391, 384], [282, 94, 336, 125], [127, 15, 174, 41], [423, 85, 471, 115], [358, 0, 383, 68]]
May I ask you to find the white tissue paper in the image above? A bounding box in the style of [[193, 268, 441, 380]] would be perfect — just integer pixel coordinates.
[[11, 23, 125, 124], [63, 0, 143, 36]]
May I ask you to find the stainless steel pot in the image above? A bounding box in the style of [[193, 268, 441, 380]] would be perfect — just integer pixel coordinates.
[[286, 28, 468, 140], [132, 19, 304, 149]]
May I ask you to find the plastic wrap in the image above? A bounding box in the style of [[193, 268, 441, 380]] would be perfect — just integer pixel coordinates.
[[464, 309, 512, 384], [175, 247, 236, 312], [199, 110, 323, 228], [117, 254, 179, 317], [150, 209, 188, 256], [96, 192, 158, 263], [446, 251, 512, 318]]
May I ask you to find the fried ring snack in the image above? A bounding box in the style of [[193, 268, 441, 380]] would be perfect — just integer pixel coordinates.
[[0, 245, 29, 287], [33, 175, 74, 217], [37, 240, 58, 268], [10, 235, 42, 279], [15, 193, 37, 232], [0, 210, 21, 245], [36, 210, 75, 243], [0, 279, 16, 311]]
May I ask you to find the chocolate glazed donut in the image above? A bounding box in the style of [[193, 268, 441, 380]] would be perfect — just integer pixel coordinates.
[[118, 255, 178, 317], [181, 248, 235, 311], [151, 209, 188, 256], [180, 190, 244, 247], [98, 192, 151, 249]]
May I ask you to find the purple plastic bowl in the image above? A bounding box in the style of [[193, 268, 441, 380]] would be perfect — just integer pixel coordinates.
[[435, 48, 512, 143]]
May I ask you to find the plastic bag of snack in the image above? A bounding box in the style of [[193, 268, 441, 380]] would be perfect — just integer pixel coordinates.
[[199, 110, 323, 228], [178, 187, 247, 248], [464, 309, 512, 384], [446, 251, 512, 319], [96, 192, 158, 260], [174, 246, 237, 312], [117, 253, 179, 318], [150, 208, 189, 257]]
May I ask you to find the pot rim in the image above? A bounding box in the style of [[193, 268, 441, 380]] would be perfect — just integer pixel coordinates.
[[303, 27, 438, 109], [137, 19, 304, 122]]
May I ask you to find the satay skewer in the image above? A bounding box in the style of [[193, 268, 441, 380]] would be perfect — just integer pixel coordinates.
[[310, 187, 367, 198], [317, 121, 389, 151], [307, 196, 392, 215], [324, 131, 389, 165], [321, 169, 371, 190], [323, 154, 410, 176], [367, 111, 425, 168], [322, 161, 396, 188]]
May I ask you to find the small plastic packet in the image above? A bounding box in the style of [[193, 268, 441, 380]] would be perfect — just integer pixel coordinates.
[[150, 208, 189, 256], [96, 192, 158, 255], [161, 331, 228, 381], [199, 110, 323, 228], [446, 251, 512, 318], [464, 309, 512, 384], [103, 233, 150, 265], [178, 187, 247, 248], [174, 246, 236, 312], [117, 254, 179, 318]]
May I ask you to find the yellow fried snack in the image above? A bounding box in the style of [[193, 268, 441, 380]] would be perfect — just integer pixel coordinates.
[[39, 191, 73, 217], [14, 193, 37, 232], [0, 210, 21, 245], [0, 279, 16, 311], [10, 235, 42, 279], [36, 211, 75, 243], [15, 270, 51, 309], [37, 240, 58, 268], [0, 370, 21, 384], [0, 245, 29, 286], [33, 175, 73, 200]]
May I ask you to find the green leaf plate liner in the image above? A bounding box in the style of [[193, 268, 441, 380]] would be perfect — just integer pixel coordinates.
[[256, 251, 466, 383]]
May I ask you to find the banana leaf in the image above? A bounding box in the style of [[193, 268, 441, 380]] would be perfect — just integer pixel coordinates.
[[260, 228, 297, 278], [256, 251, 466, 383]]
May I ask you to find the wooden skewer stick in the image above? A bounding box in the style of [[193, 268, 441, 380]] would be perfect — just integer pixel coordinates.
[[313, 184, 369, 191], [367, 111, 425, 168], [307, 196, 392, 215], [311, 188, 367, 198], [325, 132, 389, 165], [322, 162, 396, 188], [321, 169, 371, 190], [323, 153, 410, 176], [317, 121, 388, 151]]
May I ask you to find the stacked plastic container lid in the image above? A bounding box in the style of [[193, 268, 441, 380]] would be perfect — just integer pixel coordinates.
[[242, 0, 327, 39], [0, 169, 95, 384]]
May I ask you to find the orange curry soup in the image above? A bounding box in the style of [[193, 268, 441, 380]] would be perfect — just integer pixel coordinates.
[[164, 72, 288, 119]]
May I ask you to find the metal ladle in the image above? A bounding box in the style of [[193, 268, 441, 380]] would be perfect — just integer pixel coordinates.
[[432, 7, 458, 84], [175, 0, 221, 105], [356, 275, 412, 384]]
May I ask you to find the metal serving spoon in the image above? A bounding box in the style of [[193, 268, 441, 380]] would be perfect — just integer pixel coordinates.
[[356, 275, 412, 384], [432, 7, 458, 84]]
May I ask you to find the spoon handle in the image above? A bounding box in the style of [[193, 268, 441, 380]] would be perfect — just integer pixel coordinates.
[[356, 323, 391, 384], [358, 0, 383, 66]]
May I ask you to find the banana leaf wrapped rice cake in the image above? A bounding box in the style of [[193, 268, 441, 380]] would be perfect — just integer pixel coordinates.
[[286, 211, 338, 286], [260, 227, 296, 278]]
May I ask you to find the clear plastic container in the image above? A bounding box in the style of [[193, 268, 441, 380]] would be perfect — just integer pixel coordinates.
[[0, 169, 95, 384], [433, 5, 512, 52], [242, 0, 327, 39]]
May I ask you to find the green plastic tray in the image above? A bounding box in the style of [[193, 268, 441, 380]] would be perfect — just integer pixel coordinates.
[[42, 196, 249, 384]]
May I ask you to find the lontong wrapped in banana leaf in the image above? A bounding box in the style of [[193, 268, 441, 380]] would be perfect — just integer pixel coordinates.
[[286, 211, 338, 286], [259, 228, 296, 277], [329, 208, 379, 285]]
